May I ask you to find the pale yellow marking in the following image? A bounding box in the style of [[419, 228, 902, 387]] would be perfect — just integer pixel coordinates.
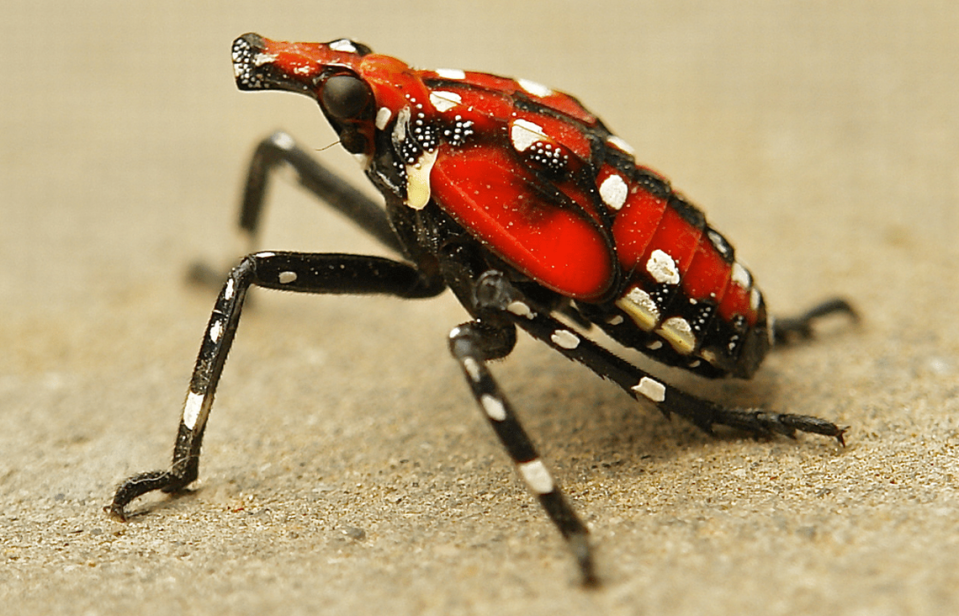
[[405, 149, 438, 210]]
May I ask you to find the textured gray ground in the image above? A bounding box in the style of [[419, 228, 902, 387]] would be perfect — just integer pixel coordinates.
[[3, 2, 959, 614]]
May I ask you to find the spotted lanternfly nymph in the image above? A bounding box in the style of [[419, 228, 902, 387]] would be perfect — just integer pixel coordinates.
[[110, 33, 856, 586]]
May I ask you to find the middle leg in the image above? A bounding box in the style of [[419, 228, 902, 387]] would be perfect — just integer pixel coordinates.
[[448, 319, 598, 586]]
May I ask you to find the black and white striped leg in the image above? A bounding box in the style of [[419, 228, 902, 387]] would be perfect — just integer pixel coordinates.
[[190, 131, 404, 287], [110, 250, 444, 519], [448, 321, 598, 587], [773, 298, 858, 345], [474, 271, 847, 445]]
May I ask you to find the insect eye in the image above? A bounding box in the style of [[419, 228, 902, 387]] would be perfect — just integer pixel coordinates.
[[321, 74, 371, 120]]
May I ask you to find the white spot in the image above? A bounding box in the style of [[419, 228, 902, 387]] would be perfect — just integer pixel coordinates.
[[767, 316, 777, 345], [506, 301, 535, 319], [750, 288, 761, 311], [701, 349, 720, 366], [599, 173, 628, 210], [393, 106, 410, 143], [480, 394, 507, 421], [646, 249, 680, 285], [646, 340, 663, 350], [462, 357, 482, 382], [329, 39, 358, 53], [518, 459, 554, 494], [518, 78, 553, 98], [731, 262, 751, 288], [375, 107, 392, 130], [182, 391, 204, 430], [607, 135, 636, 156], [510, 118, 547, 152], [255, 251, 276, 258], [707, 229, 732, 259], [278, 271, 297, 284], [435, 68, 466, 80], [658, 316, 696, 354], [615, 286, 660, 330], [252, 52, 278, 67], [429, 90, 461, 112], [551, 329, 580, 350], [632, 376, 666, 402], [209, 319, 224, 343], [224, 278, 236, 301], [607, 315, 624, 326], [405, 148, 438, 210], [271, 132, 296, 150]]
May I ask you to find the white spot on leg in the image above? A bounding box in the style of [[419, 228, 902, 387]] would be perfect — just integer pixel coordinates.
[[462, 357, 482, 382], [510, 119, 547, 152], [518, 459, 554, 494], [209, 319, 224, 343], [278, 271, 297, 284], [506, 301, 535, 319], [550, 329, 580, 350], [270, 132, 296, 150], [632, 376, 666, 402], [182, 391, 204, 430], [599, 173, 628, 210], [480, 394, 507, 421], [223, 278, 236, 301], [647, 249, 680, 285]]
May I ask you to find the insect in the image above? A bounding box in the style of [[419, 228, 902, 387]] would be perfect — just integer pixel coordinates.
[[110, 33, 856, 586]]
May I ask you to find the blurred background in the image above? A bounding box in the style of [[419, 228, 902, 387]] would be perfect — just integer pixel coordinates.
[[2, 2, 958, 614]]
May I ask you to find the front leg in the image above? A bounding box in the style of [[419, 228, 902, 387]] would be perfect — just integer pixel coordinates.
[[110, 251, 444, 519], [189, 131, 405, 288]]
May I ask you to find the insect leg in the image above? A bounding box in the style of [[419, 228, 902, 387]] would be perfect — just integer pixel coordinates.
[[773, 298, 858, 345], [110, 251, 444, 520], [448, 320, 599, 587], [474, 271, 847, 445], [190, 131, 403, 287]]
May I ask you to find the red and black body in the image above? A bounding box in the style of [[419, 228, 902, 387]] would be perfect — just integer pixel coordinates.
[[111, 34, 853, 586], [232, 34, 769, 379]]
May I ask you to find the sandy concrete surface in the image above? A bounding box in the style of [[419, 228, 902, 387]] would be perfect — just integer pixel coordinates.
[[3, 2, 959, 614]]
